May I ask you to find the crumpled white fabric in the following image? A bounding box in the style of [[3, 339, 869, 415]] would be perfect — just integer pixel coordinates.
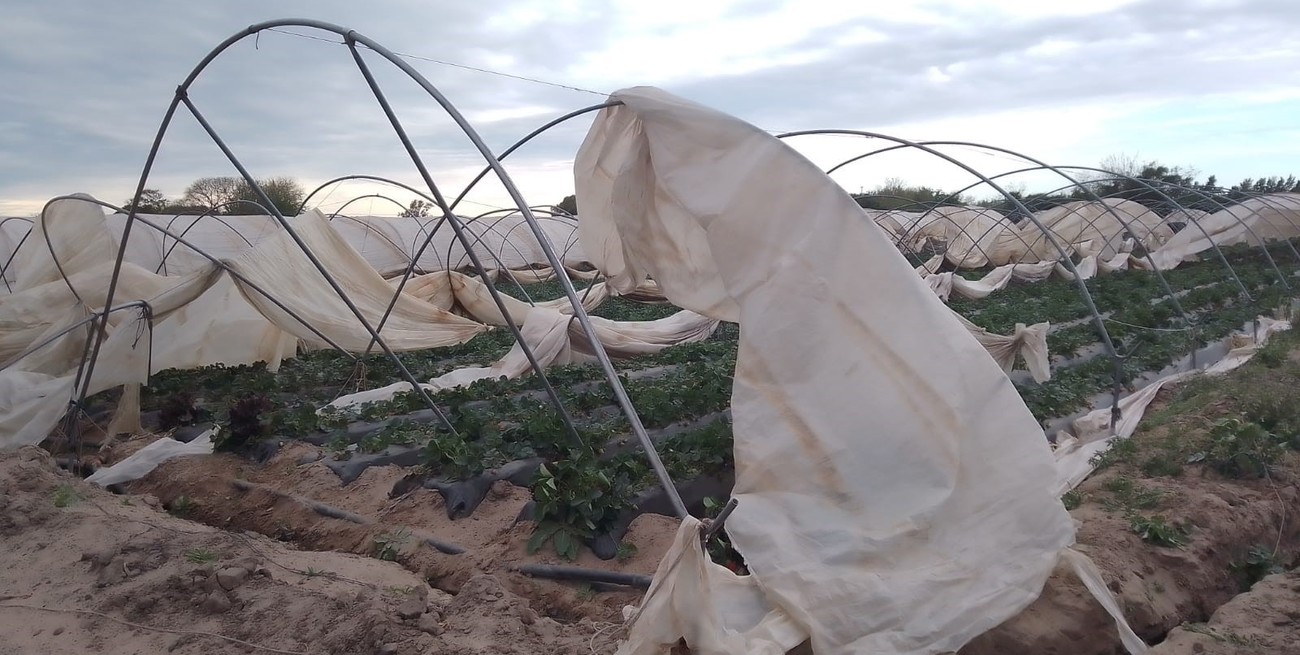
[[86, 428, 216, 486], [446, 270, 609, 326], [87, 210, 591, 278], [951, 311, 1052, 383], [1145, 194, 1300, 270], [576, 86, 1093, 655], [324, 306, 579, 411], [1053, 316, 1293, 495], [323, 306, 718, 411], [570, 311, 719, 359], [0, 208, 225, 448], [1054, 255, 1099, 281], [619, 517, 808, 655], [427, 306, 580, 391], [0, 200, 490, 448], [226, 210, 489, 352]]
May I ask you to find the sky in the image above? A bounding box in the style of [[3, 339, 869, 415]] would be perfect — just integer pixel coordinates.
[[3, 0, 1300, 216]]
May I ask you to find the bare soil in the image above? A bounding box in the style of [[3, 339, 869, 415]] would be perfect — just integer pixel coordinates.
[[116, 438, 676, 622], [0, 445, 625, 654], [12, 340, 1300, 654], [961, 452, 1300, 655], [963, 348, 1300, 655], [1149, 568, 1300, 654]]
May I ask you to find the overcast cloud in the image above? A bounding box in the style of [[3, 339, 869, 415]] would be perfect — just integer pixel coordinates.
[[3, 0, 1300, 215]]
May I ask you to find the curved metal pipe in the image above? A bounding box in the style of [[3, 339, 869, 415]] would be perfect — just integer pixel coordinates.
[[830, 147, 1043, 264], [0, 216, 35, 292], [1, 300, 153, 372], [326, 193, 409, 219], [445, 101, 620, 213], [296, 174, 453, 274], [834, 142, 1202, 329], [83, 21, 687, 518], [440, 211, 558, 292], [156, 200, 263, 275], [779, 129, 1121, 366], [884, 202, 1014, 270], [459, 207, 581, 260], [341, 37, 580, 453], [176, 94, 462, 438], [32, 195, 359, 360], [332, 35, 686, 517], [298, 173, 530, 288]]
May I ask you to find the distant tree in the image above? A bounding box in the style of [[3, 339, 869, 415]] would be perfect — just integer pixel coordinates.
[[1230, 175, 1300, 195], [853, 178, 967, 211], [180, 176, 243, 212], [1094, 152, 1143, 180], [400, 199, 431, 218], [1077, 155, 1215, 213], [120, 189, 170, 214], [229, 177, 306, 216], [179, 176, 305, 215], [556, 194, 578, 216]]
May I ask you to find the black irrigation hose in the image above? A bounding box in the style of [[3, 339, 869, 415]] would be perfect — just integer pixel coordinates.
[[513, 563, 652, 589], [229, 478, 465, 554]]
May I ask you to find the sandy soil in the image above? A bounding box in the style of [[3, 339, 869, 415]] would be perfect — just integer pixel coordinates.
[[1150, 568, 1300, 654], [961, 384, 1300, 655], [0, 446, 624, 654], [30, 349, 1300, 654], [118, 438, 677, 624], [109, 411, 1300, 655]]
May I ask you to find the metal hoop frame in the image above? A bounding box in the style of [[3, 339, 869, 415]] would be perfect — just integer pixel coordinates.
[[80, 19, 689, 518]]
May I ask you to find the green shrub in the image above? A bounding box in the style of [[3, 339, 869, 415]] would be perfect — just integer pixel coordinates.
[[1190, 418, 1285, 479], [1130, 514, 1190, 548]]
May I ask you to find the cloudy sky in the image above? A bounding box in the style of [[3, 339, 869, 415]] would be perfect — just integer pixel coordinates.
[[3, 0, 1300, 216]]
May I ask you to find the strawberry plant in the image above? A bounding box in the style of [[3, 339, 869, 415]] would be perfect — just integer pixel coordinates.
[[159, 391, 206, 430], [216, 394, 273, 453], [528, 454, 633, 560], [703, 496, 747, 574]]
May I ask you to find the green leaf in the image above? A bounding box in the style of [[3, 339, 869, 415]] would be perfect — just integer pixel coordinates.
[[527, 530, 548, 554], [527, 523, 561, 554], [554, 529, 579, 561]]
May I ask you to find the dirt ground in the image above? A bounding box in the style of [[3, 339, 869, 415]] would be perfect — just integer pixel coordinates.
[[963, 341, 1300, 655], [0, 445, 626, 654], [1150, 568, 1300, 654], [115, 439, 677, 621], [9, 337, 1300, 654]]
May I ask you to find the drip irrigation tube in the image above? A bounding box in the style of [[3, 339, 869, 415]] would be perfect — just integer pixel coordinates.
[[229, 478, 466, 554], [513, 564, 652, 589]]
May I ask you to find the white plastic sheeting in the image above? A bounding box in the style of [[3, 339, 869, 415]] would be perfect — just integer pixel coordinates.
[[0, 193, 733, 448], [1052, 316, 1293, 495], [324, 306, 722, 411], [112, 210, 587, 278], [324, 307, 581, 410], [1, 208, 589, 286], [446, 270, 610, 326], [86, 428, 216, 487], [224, 211, 489, 352], [951, 312, 1051, 383], [874, 199, 1171, 267], [0, 200, 488, 449], [574, 87, 1129, 655], [1145, 194, 1300, 270]]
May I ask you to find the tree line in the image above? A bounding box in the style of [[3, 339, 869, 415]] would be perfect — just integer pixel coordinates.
[[125, 155, 1292, 221], [120, 176, 307, 216], [852, 154, 1300, 218]]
